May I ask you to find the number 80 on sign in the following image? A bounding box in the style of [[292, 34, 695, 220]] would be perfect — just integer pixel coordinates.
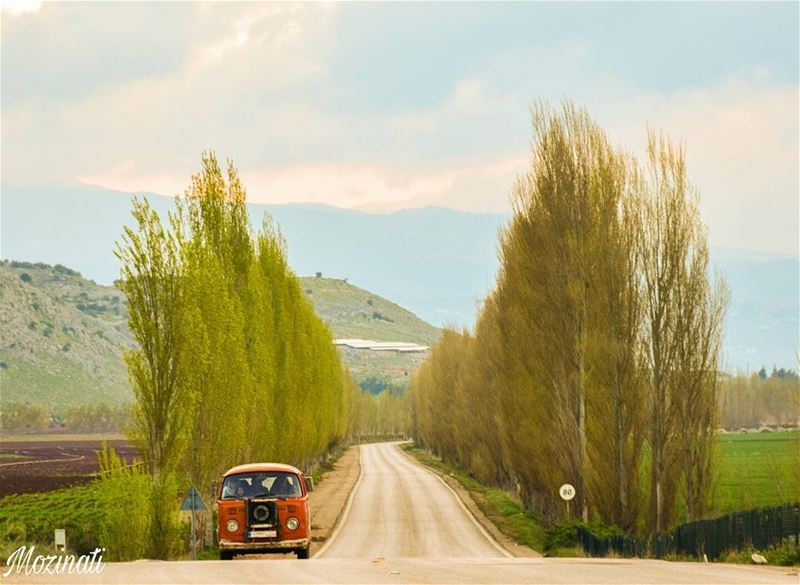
[[559, 484, 575, 501]]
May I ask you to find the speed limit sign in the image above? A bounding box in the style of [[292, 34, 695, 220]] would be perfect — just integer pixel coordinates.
[[559, 484, 576, 501]]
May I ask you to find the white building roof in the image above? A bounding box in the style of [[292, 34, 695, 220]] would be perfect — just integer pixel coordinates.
[[333, 338, 429, 353]]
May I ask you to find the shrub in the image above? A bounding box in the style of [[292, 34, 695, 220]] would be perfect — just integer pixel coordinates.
[[96, 443, 151, 561], [54, 264, 80, 276], [148, 474, 184, 559], [77, 302, 107, 315], [0, 521, 29, 560], [544, 521, 580, 555], [544, 520, 621, 556], [19, 273, 32, 283]]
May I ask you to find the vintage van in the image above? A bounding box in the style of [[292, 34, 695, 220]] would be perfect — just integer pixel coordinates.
[[217, 463, 312, 560]]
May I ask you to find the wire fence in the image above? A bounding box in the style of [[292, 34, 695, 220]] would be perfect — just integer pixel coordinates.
[[578, 503, 800, 560]]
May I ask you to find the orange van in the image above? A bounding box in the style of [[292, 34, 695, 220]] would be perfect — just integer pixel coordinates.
[[217, 463, 312, 560]]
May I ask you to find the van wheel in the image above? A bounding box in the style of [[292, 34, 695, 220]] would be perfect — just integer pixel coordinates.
[[296, 546, 310, 559], [220, 550, 234, 560]]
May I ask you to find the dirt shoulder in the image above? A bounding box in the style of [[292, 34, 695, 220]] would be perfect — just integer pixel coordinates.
[[307, 445, 361, 555], [399, 445, 541, 558]]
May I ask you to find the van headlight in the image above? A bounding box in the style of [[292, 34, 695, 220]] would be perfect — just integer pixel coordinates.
[[226, 519, 239, 533], [286, 517, 300, 531]]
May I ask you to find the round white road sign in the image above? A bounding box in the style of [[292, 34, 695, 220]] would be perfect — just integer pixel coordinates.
[[559, 483, 576, 501]]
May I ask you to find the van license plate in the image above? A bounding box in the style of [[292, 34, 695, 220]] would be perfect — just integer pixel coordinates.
[[248, 530, 276, 538]]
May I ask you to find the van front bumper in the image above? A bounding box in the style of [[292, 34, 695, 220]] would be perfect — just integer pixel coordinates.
[[219, 537, 309, 552]]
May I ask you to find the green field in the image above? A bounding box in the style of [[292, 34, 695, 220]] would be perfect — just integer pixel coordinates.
[[0, 485, 102, 558], [714, 431, 800, 513]]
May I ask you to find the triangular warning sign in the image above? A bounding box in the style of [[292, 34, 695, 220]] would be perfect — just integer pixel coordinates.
[[180, 485, 207, 511]]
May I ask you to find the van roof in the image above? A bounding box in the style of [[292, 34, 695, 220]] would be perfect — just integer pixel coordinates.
[[222, 462, 303, 476]]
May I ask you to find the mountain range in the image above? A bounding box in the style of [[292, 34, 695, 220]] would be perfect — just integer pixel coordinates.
[[2, 183, 797, 371]]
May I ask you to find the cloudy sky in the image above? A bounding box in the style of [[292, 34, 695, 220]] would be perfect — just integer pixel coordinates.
[[2, 1, 798, 255]]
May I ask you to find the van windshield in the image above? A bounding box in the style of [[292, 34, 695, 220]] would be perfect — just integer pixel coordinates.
[[221, 471, 303, 499]]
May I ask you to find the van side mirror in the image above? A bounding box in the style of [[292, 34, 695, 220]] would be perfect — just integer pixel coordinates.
[[304, 476, 314, 493]]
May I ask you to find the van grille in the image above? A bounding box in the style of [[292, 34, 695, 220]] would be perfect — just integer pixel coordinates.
[[247, 500, 277, 527]]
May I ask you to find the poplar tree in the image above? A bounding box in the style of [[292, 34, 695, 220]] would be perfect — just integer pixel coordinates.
[[115, 199, 187, 558], [636, 132, 728, 531], [410, 103, 728, 535], [115, 199, 187, 479], [117, 152, 379, 557]]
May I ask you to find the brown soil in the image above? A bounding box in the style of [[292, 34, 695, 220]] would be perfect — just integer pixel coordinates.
[[0, 439, 137, 497], [308, 445, 361, 555]]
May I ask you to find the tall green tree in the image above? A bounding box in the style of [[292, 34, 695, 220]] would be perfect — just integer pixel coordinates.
[[411, 102, 728, 535], [636, 132, 729, 531], [118, 152, 367, 556], [115, 198, 187, 558], [115, 198, 187, 479]]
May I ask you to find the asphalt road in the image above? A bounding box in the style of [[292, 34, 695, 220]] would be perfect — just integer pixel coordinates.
[[5, 442, 797, 584]]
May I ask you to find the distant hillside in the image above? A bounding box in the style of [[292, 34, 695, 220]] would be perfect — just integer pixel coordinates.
[[0, 261, 438, 410], [300, 276, 439, 387], [299, 276, 439, 346], [0, 260, 134, 410]]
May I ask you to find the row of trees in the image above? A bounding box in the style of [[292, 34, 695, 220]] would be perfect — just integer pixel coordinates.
[[0, 402, 131, 432], [412, 103, 728, 534], [350, 389, 411, 440], [719, 373, 800, 430], [116, 154, 363, 556], [0, 402, 51, 432]]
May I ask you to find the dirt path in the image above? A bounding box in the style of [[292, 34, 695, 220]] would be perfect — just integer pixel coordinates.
[[307, 445, 361, 556]]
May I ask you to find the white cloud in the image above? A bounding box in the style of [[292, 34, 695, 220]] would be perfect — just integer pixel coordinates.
[[3, 3, 797, 255], [593, 77, 798, 255], [0, 0, 42, 16], [77, 155, 527, 213], [67, 73, 799, 257]]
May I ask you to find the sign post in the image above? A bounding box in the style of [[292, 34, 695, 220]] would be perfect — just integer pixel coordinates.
[[181, 485, 207, 559], [54, 529, 66, 553], [559, 483, 575, 519]]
